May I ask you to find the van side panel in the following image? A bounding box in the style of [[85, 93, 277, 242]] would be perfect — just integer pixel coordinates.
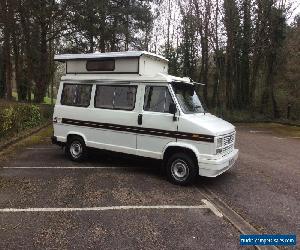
[[53, 82, 139, 156]]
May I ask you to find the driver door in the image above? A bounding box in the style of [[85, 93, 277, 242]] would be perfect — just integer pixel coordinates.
[[136, 85, 178, 159]]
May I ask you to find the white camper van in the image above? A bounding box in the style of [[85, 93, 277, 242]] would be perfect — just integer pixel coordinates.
[[52, 51, 238, 185]]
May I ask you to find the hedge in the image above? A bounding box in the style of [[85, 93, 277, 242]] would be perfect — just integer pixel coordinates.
[[0, 102, 53, 139]]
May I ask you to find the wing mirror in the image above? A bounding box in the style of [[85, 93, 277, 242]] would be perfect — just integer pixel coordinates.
[[169, 103, 177, 114], [169, 103, 178, 121]]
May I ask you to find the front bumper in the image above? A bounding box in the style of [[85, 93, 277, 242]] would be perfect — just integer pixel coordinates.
[[198, 149, 239, 177]]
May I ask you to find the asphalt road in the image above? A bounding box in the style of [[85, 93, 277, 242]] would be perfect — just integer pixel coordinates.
[[0, 125, 299, 249], [198, 126, 300, 238]]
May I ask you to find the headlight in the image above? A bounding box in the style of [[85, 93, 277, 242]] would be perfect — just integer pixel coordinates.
[[217, 137, 223, 148]]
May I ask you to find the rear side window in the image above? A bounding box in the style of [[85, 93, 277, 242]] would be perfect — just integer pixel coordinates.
[[144, 86, 174, 113], [95, 85, 137, 110], [61, 83, 92, 107]]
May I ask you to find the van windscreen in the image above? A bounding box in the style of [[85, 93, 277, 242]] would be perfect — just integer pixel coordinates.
[[171, 82, 206, 114]]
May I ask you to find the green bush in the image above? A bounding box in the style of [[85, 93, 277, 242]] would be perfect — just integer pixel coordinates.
[[38, 104, 54, 120], [0, 103, 49, 138]]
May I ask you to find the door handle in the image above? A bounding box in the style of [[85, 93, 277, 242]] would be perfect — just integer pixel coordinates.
[[138, 114, 143, 125]]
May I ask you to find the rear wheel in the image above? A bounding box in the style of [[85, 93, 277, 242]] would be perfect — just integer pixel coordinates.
[[166, 152, 197, 185], [65, 136, 86, 162]]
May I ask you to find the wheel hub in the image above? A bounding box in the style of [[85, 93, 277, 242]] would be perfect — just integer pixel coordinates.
[[70, 141, 82, 158], [171, 159, 189, 181]]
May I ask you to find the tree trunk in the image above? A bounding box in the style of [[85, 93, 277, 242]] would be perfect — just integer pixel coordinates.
[[211, 0, 220, 109], [110, 17, 117, 51], [240, 0, 251, 108], [19, 1, 33, 102], [34, 19, 48, 103], [99, 10, 106, 52], [2, 0, 13, 100], [263, 52, 279, 118], [202, 0, 210, 106], [12, 27, 27, 101], [193, 0, 210, 105], [249, 53, 261, 108], [0, 47, 4, 98], [166, 0, 171, 58], [3, 33, 12, 100], [223, 0, 241, 110], [89, 33, 94, 53], [125, 13, 129, 51]]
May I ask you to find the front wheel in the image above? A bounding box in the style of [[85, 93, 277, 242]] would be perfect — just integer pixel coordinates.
[[166, 153, 197, 185], [65, 136, 87, 162]]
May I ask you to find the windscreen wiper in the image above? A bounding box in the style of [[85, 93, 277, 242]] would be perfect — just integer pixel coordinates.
[[194, 106, 206, 115]]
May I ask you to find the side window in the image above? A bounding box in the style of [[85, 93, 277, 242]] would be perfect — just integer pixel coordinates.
[[61, 83, 92, 107], [95, 85, 137, 110], [144, 86, 174, 113], [114, 86, 137, 110], [95, 86, 114, 109]]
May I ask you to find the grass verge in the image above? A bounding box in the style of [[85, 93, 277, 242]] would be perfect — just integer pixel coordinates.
[[12, 91, 56, 105], [0, 125, 53, 163]]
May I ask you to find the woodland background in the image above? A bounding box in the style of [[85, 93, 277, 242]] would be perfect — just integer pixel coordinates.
[[0, 0, 299, 121]]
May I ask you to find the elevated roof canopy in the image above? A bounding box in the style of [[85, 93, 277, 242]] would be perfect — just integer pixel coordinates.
[[54, 51, 168, 63], [54, 51, 168, 76], [54, 51, 169, 76], [54, 51, 197, 85]]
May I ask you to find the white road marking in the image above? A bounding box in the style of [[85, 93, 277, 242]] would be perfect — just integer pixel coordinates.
[[202, 199, 223, 218], [26, 147, 56, 150], [273, 136, 300, 140], [0, 199, 222, 218], [0, 205, 207, 213], [1, 166, 140, 169], [249, 130, 272, 134]]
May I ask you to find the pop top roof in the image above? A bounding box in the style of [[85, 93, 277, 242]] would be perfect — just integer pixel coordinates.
[[54, 51, 168, 62]]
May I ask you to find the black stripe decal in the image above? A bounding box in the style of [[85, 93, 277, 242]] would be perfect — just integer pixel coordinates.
[[61, 118, 214, 143]]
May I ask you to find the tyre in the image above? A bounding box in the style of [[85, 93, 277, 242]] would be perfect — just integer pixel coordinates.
[[65, 136, 86, 162], [166, 152, 197, 185]]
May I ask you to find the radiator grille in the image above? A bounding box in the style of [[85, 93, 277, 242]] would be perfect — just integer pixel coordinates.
[[223, 133, 235, 146], [223, 144, 234, 155], [221, 132, 235, 156]]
